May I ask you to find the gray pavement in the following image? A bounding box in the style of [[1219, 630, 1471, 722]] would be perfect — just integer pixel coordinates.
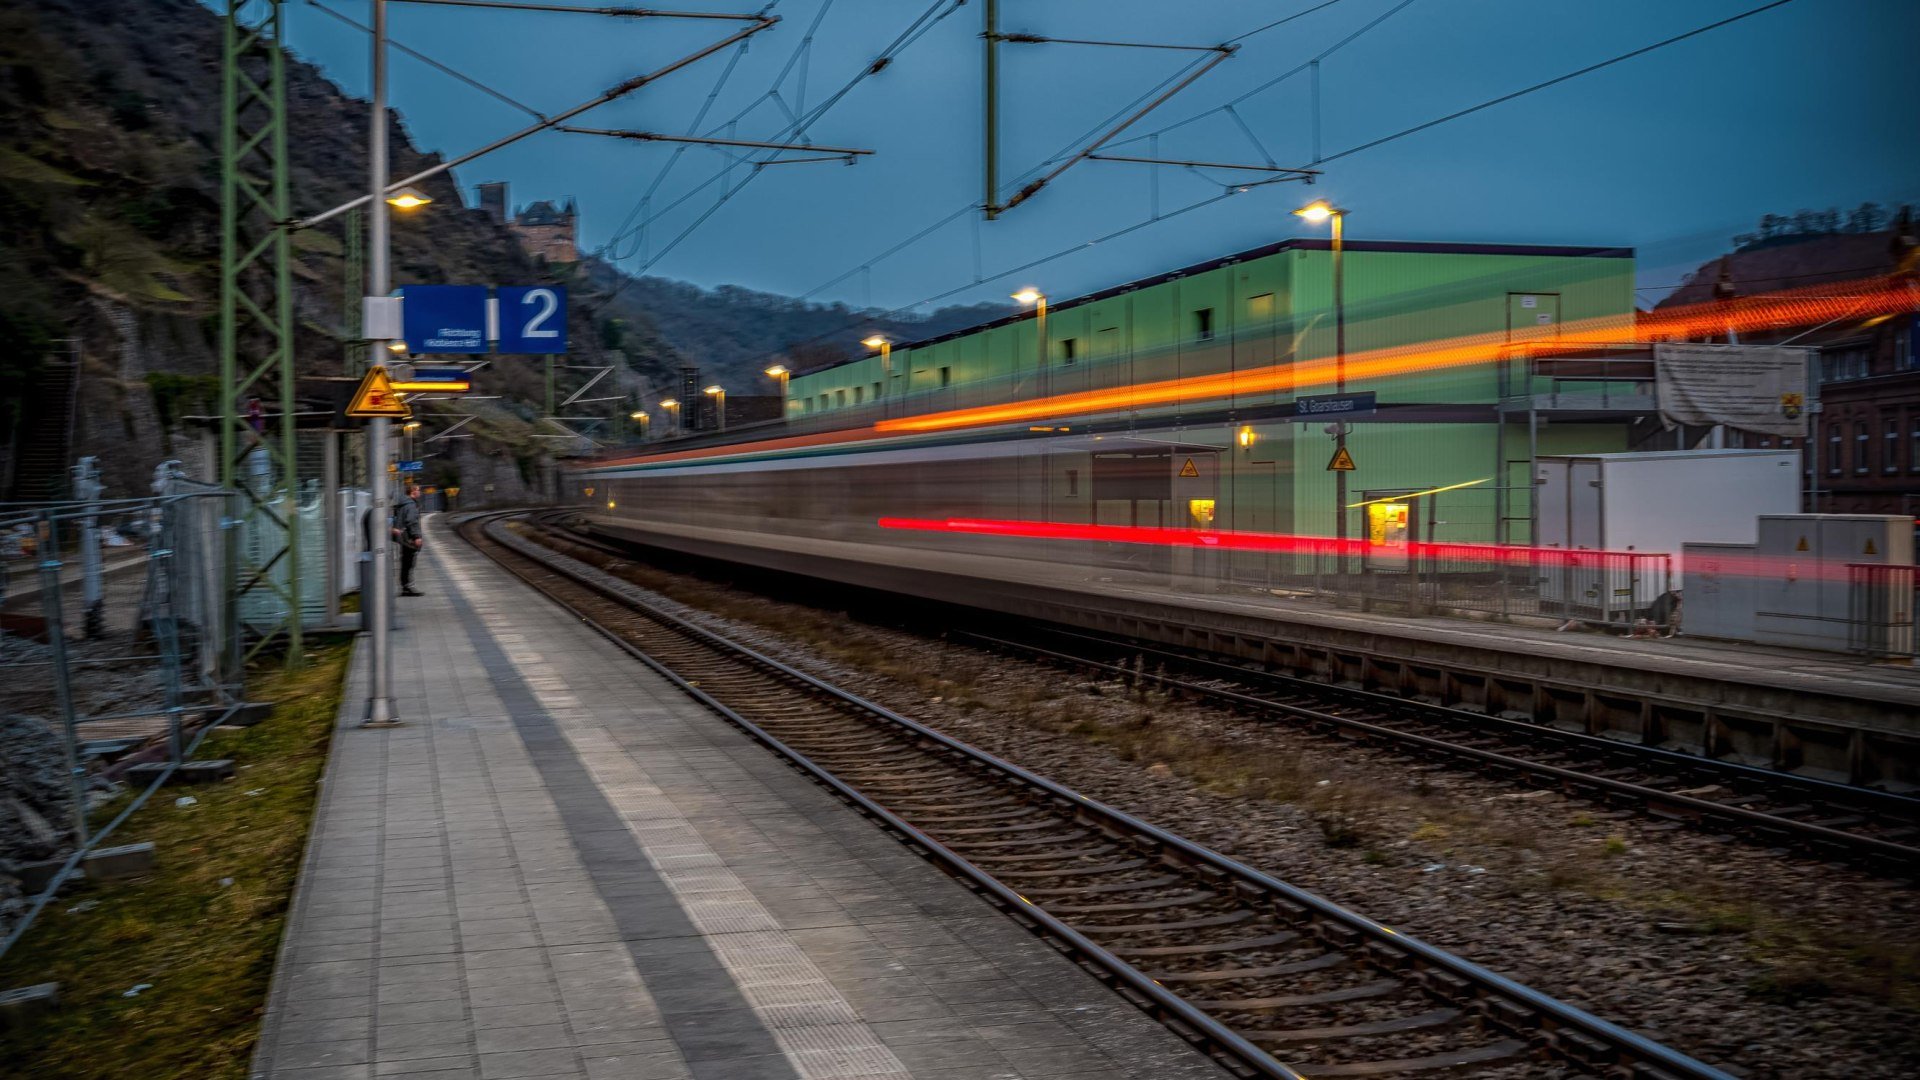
[[250, 515, 1230, 1080]]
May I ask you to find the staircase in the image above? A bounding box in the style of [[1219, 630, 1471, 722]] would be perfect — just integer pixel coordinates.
[[5, 357, 80, 502]]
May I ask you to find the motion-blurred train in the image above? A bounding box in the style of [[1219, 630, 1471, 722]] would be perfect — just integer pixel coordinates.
[[570, 235, 1906, 611]]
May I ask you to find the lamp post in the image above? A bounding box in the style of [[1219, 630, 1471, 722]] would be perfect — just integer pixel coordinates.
[[629, 410, 649, 441], [703, 384, 726, 432], [1012, 288, 1048, 394], [862, 335, 892, 417], [659, 397, 681, 437], [1294, 199, 1349, 573], [360, 0, 425, 728], [1012, 288, 1051, 519], [764, 365, 790, 418]]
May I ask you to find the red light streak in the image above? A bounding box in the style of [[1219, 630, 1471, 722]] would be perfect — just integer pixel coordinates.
[[877, 517, 1873, 582]]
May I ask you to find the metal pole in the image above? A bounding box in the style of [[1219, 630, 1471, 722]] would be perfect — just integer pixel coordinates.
[[363, 0, 399, 727], [323, 432, 341, 628], [984, 0, 998, 219], [1332, 211, 1348, 578], [38, 515, 88, 848]]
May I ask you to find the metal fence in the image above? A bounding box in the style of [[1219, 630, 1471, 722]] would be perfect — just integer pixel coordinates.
[[0, 464, 245, 958], [1848, 563, 1917, 659], [1247, 546, 1675, 629]]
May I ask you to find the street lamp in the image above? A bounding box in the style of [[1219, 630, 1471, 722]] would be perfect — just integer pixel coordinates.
[[659, 397, 681, 437], [1295, 198, 1350, 573], [386, 186, 432, 210], [1012, 288, 1048, 392], [629, 410, 650, 441], [703, 384, 726, 432]]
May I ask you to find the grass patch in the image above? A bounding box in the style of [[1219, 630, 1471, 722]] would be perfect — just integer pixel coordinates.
[[0, 638, 355, 1080]]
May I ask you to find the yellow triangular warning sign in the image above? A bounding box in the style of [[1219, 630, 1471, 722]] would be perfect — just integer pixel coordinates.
[[1326, 446, 1356, 471], [1794, 535, 1809, 552], [346, 365, 411, 418], [1178, 458, 1200, 478], [1865, 538, 1879, 555]]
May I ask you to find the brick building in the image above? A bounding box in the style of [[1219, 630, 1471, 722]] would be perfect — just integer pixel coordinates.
[[510, 198, 579, 264], [1655, 222, 1919, 516], [474, 180, 579, 263]]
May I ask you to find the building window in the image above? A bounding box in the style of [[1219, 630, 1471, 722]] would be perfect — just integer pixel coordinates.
[[1759, 437, 1774, 449], [1827, 424, 1842, 474], [818, 394, 828, 411], [804, 399, 814, 414], [1887, 418, 1900, 473], [1194, 308, 1215, 341], [853, 385, 864, 405], [873, 382, 882, 399], [1248, 293, 1275, 324], [1060, 338, 1078, 364], [1855, 422, 1870, 473], [1911, 414, 1920, 473], [1897, 327, 1915, 371], [939, 366, 952, 387], [1096, 326, 1120, 358], [1066, 469, 1079, 496], [1822, 346, 1869, 382]]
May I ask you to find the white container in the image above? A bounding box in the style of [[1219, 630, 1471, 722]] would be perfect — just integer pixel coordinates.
[[1535, 449, 1802, 587]]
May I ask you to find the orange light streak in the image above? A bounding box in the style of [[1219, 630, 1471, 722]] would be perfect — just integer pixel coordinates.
[[874, 275, 1919, 435]]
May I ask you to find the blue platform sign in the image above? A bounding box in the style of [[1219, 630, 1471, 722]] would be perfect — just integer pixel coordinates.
[[1293, 392, 1377, 420], [398, 460, 424, 473], [496, 286, 568, 354], [399, 285, 488, 354]]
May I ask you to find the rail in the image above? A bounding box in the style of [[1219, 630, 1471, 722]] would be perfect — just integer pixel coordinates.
[[464, 510, 1736, 1080]]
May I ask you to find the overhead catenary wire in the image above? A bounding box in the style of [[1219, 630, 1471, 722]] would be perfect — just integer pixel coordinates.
[[585, 0, 969, 313], [304, 0, 547, 121], [681, 1, 1822, 384], [1317, 0, 1799, 164]]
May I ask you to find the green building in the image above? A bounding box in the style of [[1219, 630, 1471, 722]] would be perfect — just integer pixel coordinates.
[[782, 238, 1643, 557]]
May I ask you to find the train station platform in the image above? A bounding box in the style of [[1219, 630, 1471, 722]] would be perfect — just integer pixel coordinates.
[[588, 518, 1920, 787], [250, 517, 1231, 1080]]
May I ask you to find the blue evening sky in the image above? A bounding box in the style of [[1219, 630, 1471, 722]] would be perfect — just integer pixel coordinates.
[[278, 0, 1919, 310]]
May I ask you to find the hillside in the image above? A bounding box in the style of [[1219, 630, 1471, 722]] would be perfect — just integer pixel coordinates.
[[0, 0, 1005, 501], [584, 260, 1010, 386]]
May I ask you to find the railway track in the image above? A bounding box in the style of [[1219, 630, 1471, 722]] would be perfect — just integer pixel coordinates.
[[542, 515, 1920, 879], [464, 511, 1732, 1080], [951, 625, 1920, 878]]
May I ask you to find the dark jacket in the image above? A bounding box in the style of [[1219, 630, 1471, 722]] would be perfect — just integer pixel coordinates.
[[393, 495, 422, 545]]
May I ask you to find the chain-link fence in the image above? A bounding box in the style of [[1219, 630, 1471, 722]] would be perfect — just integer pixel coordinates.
[[0, 463, 245, 958]]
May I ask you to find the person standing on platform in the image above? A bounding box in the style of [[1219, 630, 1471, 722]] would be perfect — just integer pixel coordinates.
[[393, 483, 424, 597]]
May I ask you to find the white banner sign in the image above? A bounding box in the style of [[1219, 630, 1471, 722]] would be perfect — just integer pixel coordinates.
[[1654, 343, 1811, 438]]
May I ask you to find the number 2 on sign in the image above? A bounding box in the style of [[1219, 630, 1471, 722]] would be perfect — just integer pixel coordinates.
[[521, 288, 560, 340]]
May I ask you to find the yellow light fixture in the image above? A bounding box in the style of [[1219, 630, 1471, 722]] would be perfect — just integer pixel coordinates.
[[1293, 200, 1337, 223], [403, 421, 422, 431], [629, 410, 647, 421], [764, 365, 789, 377], [387, 341, 408, 353], [861, 335, 888, 349], [387, 187, 433, 210], [1010, 288, 1043, 305], [1238, 426, 1258, 449], [659, 398, 679, 409], [703, 385, 724, 396]]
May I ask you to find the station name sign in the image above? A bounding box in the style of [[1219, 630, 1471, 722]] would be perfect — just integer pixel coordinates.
[[396, 285, 568, 356], [1293, 392, 1376, 419]]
